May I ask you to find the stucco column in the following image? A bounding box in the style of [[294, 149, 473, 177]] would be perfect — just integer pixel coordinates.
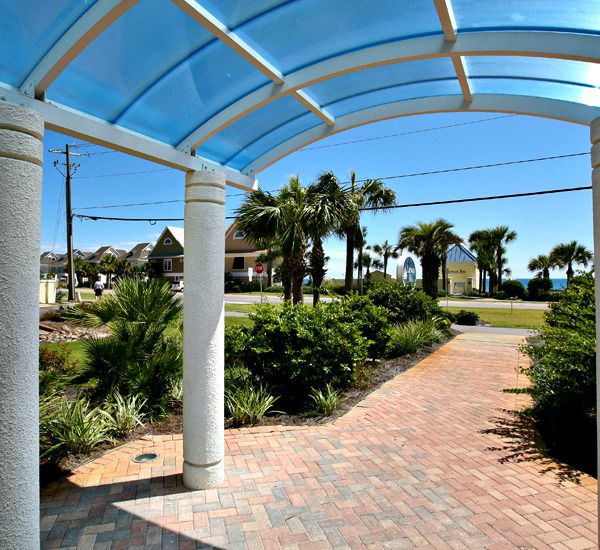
[[592, 116, 600, 542], [183, 170, 226, 489], [0, 101, 43, 549]]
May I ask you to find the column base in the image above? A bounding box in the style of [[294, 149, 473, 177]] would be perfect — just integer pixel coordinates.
[[183, 458, 224, 489]]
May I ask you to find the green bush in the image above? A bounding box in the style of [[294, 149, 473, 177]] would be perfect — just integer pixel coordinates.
[[102, 392, 146, 438], [501, 279, 526, 299], [225, 325, 249, 368], [310, 384, 341, 416], [39, 344, 81, 396], [243, 304, 369, 410], [225, 385, 280, 426], [386, 319, 443, 357], [41, 398, 112, 459], [520, 273, 595, 470], [337, 294, 391, 359], [368, 281, 441, 324], [527, 277, 553, 300], [437, 289, 447, 297], [455, 309, 479, 325]]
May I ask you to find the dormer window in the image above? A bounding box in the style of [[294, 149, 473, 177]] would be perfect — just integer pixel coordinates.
[[233, 230, 245, 240], [164, 238, 173, 245]]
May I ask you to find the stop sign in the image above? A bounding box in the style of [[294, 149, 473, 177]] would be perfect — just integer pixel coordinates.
[[254, 262, 265, 274]]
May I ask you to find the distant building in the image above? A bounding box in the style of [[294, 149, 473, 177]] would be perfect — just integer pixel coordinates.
[[147, 223, 268, 283], [442, 244, 480, 295], [126, 242, 154, 267]]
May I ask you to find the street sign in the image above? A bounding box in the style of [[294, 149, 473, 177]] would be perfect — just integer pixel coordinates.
[[255, 262, 265, 274]]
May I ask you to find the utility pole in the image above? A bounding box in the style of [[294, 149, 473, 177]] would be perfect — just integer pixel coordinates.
[[49, 144, 85, 301]]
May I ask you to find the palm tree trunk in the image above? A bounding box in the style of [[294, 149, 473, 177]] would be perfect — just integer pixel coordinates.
[[311, 237, 326, 306], [497, 249, 503, 290], [566, 264, 573, 285], [290, 250, 305, 305], [344, 228, 355, 293], [421, 255, 440, 298], [383, 255, 388, 279], [441, 257, 447, 291], [281, 259, 291, 302]]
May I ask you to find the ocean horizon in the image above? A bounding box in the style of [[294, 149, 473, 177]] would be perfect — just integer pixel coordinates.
[[515, 278, 568, 290]]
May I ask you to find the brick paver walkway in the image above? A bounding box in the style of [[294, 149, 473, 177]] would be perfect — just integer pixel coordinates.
[[41, 333, 597, 549]]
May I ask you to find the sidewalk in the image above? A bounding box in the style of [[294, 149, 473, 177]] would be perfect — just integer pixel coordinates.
[[41, 333, 597, 549]]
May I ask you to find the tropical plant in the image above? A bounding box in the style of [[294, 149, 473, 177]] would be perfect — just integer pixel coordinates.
[[528, 276, 553, 300], [370, 240, 400, 279], [549, 240, 593, 285], [386, 319, 443, 356], [367, 281, 441, 323], [41, 398, 112, 458], [310, 384, 341, 416], [225, 385, 280, 426], [65, 278, 183, 414], [488, 226, 517, 289], [398, 219, 462, 298], [99, 254, 119, 288], [527, 254, 555, 280], [39, 344, 81, 396], [102, 392, 147, 438], [501, 279, 526, 299], [469, 228, 514, 295], [354, 252, 379, 280]]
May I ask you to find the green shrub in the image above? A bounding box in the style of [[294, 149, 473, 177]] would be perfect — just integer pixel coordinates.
[[41, 398, 112, 459], [224, 365, 253, 393], [337, 294, 391, 359], [455, 310, 479, 325], [386, 320, 443, 357], [39, 344, 81, 396], [437, 289, 447, 297], [225, 385, 280, 426], [102, 392, 146, 438], [244, 304, 369, 410], [225, 325, 249, 368], [310, 384, 341, 416], [368, 281, 441, 324], [501, 280, 526, 299], [520, 273, 595, 471], [527, 277, 553, 300]]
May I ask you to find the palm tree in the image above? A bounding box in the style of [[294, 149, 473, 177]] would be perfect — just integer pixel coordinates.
[[550, 241, 593, 284], [99, 254, 119, 289], [488, 226, 517, 289], [527, 254, 555, 280], [354, 252, 381, 280], [398, 219, 462, 298], [308, 172, 354, 304], [327, 170, 396, 292], [371, 240, 400, 279]]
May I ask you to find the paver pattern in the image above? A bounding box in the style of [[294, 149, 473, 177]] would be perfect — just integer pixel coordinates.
[[41, 333, 597, 549]]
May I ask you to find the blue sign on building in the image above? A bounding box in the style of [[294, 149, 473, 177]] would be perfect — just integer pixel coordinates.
[[402, 257, 417, 286]]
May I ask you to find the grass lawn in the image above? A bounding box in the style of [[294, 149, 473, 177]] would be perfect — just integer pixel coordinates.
[[78, 291, 95, 300], [41, 340, 88, 363], [224, 303, 282, 314], [444, 307, 545, 329]]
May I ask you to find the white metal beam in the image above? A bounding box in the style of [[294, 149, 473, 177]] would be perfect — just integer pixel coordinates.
[[178, 31, 600, 152], [452, 56, 472, 103], [170, 0, 284, 84], [433, 0, 457, 42], [242, 94, 596, 175], [292, 90, 335, 126], [20, 0, 139, 99], [0, 85, 256, 190]]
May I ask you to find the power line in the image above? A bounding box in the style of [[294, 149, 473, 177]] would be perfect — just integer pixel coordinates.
[[300, 114, 516, 151], [360, 186, 592, 211], [74, 199, 182, 211], [73, 168, 171, 179], [73, 185, 591, 224]]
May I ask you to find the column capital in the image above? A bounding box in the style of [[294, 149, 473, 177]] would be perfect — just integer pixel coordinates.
[[185, 170, 226, 206], [0, 101, 43, 140]]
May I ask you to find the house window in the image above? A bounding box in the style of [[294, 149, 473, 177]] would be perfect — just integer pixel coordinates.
[[163, 259, 172, 272], [233, 230, 245, 240], [163, 237, 173, 245], [232, 256, 244, 270]]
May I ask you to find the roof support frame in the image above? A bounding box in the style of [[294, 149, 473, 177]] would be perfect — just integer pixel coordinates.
[[242, 94, 596, 175], [20, 0, 140, 100], [178, 31, 600, 152], [433, 0, 457, 42], [0, 85, 256, 190], [292, 91, 335, 126], [451, 56, 472, 103]]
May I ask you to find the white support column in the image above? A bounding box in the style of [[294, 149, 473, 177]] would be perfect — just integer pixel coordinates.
[[592, 116, 600, 543], [183, 170, 226, 489], [0, 101, 44, 548]]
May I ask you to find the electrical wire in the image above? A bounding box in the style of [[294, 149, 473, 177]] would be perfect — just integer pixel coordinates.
[[75, 199, 183, 211], [299, 114, 516, 151], [73, 168, 171, 179]]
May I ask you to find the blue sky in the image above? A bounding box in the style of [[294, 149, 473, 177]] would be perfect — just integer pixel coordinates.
[[41, 111, 593, 279]]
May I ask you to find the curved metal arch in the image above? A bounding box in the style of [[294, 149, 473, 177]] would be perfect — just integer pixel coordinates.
[[19, 0, 139, 99], [177, 30, 600, 153], [241, 94, 599, 175]]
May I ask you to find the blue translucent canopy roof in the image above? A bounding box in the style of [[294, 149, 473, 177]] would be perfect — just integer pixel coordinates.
[[1, 0, 599, 188]]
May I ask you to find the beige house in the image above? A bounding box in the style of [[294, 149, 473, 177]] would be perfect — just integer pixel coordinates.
[[441, 244, 480, 295], [148, 224, 267, 283]]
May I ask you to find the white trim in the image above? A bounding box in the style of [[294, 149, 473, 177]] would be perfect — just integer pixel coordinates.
[[243, 94, 597, 174], [0, 84, 256, 191], [225, 251, 266, 258], [164, 238, 173, 245], [433, 0, 457, 43], [170, 0, 284, 84], [163, 258, 173, 272], [20, 0, 139, 99], [293, 90, 335, 126], [178, 31, 600, 151]]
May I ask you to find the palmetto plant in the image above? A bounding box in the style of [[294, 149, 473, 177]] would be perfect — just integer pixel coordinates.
[[225, 385, 280, 427], [398, 219, 462, 298], [549, 240, 593, 284], [102, 392, 147, 438]]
